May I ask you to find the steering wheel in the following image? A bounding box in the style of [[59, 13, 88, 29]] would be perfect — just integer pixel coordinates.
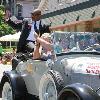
[[85, 44, 100, 51]]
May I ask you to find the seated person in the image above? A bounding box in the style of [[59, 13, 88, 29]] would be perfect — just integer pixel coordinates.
[[33, 33, 53, 60]]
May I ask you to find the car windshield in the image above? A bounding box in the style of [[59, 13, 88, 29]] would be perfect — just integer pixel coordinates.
[[51, 31, 100, 54]]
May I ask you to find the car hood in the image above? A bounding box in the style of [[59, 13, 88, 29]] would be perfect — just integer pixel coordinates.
[[61, 57, 100, 75]]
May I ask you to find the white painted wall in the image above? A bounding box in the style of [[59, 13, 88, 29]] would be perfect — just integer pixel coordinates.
[[16, 0, 39, 18]]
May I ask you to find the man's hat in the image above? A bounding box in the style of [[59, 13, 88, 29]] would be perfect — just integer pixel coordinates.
[[31, 9, 41, 15]]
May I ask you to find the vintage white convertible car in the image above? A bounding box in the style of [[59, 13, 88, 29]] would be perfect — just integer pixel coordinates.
[[0, 31, 100, 100]]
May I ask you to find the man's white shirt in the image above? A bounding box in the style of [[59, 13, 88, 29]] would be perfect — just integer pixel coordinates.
[[27, 20, 41, 41]]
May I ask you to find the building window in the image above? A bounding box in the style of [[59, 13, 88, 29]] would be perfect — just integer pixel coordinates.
[[57, 0, 61, 3], [2, 0, 6, 5]]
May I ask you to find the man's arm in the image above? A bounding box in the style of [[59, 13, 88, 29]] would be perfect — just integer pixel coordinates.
[[4, 10, 22, 30], [6, 18, 22, 30]]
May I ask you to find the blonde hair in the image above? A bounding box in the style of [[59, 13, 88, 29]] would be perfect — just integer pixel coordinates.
[[41, 33, 51, 39]]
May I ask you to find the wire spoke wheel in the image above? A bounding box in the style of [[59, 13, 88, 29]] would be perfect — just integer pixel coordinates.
[[2, 82, 13, 100], [39, 70, 64, 100], [39, 74, 57, 100]]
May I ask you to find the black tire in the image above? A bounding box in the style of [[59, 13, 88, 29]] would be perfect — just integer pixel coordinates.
[[58, 83, 100, 100], [1, 77, 27, 100], [2, 80, 25, 100], [58, 89, 81, 100], [39, 70, 64, 100]]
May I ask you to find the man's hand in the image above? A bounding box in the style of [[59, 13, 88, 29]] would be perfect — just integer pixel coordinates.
[[10, 16, 18, 22], [34, 32, 39, 39]]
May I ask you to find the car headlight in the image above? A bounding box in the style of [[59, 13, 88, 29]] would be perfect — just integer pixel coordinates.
[[61, 58, 68, 66], [61, 58, 72, 75], [26, 63, 33, 74]]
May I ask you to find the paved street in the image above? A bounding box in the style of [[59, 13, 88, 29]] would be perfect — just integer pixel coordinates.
[[0, 64, 12, 100]]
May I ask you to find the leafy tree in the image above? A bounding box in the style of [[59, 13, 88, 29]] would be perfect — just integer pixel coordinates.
[[0, 5, 16, 37]]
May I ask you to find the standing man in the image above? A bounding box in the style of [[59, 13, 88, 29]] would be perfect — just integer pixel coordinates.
[[4, 8, 50, 54]]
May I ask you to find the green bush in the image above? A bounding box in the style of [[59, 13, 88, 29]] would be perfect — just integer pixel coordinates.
[[0, 5, 16, 36]]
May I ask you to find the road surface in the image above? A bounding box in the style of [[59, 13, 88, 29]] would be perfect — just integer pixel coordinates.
[[0, 64, 12, 100]]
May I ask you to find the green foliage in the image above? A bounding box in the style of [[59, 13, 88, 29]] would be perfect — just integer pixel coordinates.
[[0, 5, 5, 11], [0, 5, 16, 36], [0, 5, 5, 22], [0, 10, 4, 20], [0, 24, 16, 35], [3, 48, 13, 53]]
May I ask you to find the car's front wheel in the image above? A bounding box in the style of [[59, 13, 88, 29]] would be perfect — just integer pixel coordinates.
[[2, 82, 13, 100], [2, 80, 25, 100], [39, 70, 64, 100]]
